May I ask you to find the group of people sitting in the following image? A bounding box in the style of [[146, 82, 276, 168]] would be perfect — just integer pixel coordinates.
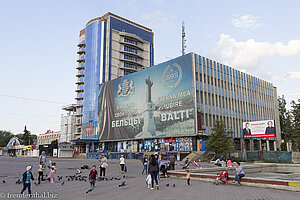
[[214, 157, 232, 168]]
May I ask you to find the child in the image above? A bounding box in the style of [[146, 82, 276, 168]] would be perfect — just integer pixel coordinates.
[[86, 165, 98, 193], [38, 161, 44, 184], [186, 170, 191, 186], [21, 166, 34, 195], [145, 174, 152, 189], [49, 162, 56, 183], [89, 165, 98, 188]]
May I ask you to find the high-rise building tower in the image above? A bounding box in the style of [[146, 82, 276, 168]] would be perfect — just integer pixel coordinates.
[[74, 12, 154, 139]]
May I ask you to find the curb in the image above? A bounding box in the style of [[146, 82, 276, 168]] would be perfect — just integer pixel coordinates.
[[167, 171, 300, 192]]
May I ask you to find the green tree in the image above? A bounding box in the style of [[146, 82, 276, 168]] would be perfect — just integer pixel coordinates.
[[51, 139, 58, 145], [278, 96, 293, 150], [291, 99, 300, 151], [206, 120, 234, 156], [0, 130, 14, 147]]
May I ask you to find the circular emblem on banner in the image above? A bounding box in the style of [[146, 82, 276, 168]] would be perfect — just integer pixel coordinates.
[[163, 63, 183, 90]]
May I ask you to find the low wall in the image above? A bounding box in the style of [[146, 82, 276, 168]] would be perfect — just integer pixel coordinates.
[[292, 152, 300, 164]]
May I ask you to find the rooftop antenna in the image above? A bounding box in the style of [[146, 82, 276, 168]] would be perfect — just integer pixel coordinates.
[[182, 21, 186, 55]]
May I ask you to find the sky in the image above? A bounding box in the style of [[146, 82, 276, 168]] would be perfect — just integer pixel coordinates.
[[0, 0, 299, 135]]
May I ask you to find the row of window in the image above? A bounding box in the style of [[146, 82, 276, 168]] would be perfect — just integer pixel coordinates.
[[195, 56, 273, 91], [124, 54, 138, 62], [196, 82, 274, 107], [124, 70, 131, 75], [124, 62, 138, 70], [124, 46, 138, 54], [124, 37, 138, 45]]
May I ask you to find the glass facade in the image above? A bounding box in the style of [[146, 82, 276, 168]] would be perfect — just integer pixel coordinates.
[[194, 54, 277, 140], [83, 21, 106, 123]]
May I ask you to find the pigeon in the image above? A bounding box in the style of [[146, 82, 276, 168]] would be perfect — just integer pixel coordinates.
[[166, 184, 169, 187], [16, 179, 21, 184], [86, 187, 94, 194], [105, 178, 109, 181], [2, 180, 6, 183], [173, 184, 176, 187], [75, 177, 78, 181], [67, 178, 70, 181], [109, 177, 114, 180], [119, 181, 126, 187], [123, 175, 126, 179], [60, 182, 65, 186], [76, 169, 82, 175], [34, 182, 38, 186], [58, 176, 62, 181], [114, 177, 121, 180]]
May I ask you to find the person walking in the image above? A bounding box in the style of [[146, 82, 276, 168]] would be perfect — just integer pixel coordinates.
[[86, 165, 98, 193], [21, 166, 35, 195], [49, 162, 57, 183], [186, 170, 191, 186], [119, 155, 126, 173], [39, 151, 47, 174], [233, 162, 245, 186], [169, 154, 176, 170], [99, 155, 108, 178], [148, 154, 159, 190], [37, 161, 44, 184], [142, 155, 148, 175], [155, 154, 161, 181]]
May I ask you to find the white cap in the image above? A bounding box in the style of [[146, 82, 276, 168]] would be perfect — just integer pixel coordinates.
[[26, 166, 32, 171]]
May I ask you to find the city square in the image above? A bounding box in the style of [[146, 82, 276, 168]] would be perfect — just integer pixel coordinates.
[[0, 156, 300, 200], [1, 1, 300, 199]]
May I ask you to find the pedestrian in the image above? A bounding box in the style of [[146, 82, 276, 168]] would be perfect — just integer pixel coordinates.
[[233, 162, 245, 186], [49, 162, 57, 183], [89, 165, 98, 188], [145, 173, 152, 189], [99, 155, 108, 178], [169, 154, 176, 170], [119, 155, 126, 173], [21, 166, 35, 195], [186, 170, 191, 186], [141, 155, 148, 175], [39, 151, 47, 174], [37, 161, 44, 184], [148, 154, 159, 190], [155, 154, 161, 181]]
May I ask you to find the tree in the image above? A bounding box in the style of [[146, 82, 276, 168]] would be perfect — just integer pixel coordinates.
[[291, 99, 300, 151], [0, 130, 14, 147], [16, 126, 37, 145], [278, 96, 293, 150], [51, 139, 58, 145], [206, 120, 234, 156]]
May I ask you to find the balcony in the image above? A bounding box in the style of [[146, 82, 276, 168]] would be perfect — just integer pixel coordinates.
[[75, 113, 83, 117], [75, 122, 82, 126], [119, 66, 138, 72], [76, 74, 84, 78], [77, 58, 85, 63], [77, 43, 86, 48], [75, 104, 83, 108], [77, 50, 86, 55], [75, 89, 84, 93], [75, 97, 83, 101], [76, 66, 85, 70], [76, 81, 84, 85]]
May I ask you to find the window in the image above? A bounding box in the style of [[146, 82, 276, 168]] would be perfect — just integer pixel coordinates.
[[124, 37, 138, 45], [124, 54, 138, 62], [124, 46, 138, 54], [124, 62, 138, 70], [124, 70, 131, 75]]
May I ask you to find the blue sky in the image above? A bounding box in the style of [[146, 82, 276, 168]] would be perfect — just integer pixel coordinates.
[[0, 0, 299, 134]]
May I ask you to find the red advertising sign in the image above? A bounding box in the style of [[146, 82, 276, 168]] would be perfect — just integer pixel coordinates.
[[85, 126, 94, 137], [165, 138, 176, 143]]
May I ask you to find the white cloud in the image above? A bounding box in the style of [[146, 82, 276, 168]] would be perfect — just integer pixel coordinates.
[[285, 71, 300, 80], [231, 15, 263, 29], [216, 34, 300, 68], [139, 10, 175, 29]]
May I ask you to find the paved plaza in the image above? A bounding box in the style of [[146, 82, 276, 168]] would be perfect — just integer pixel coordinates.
[[0, 156, 299, 200]]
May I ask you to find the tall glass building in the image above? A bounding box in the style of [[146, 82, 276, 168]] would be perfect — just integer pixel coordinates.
[[74, 13, 154, 142]]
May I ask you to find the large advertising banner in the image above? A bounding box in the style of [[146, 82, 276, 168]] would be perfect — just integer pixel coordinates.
[[97, 54, 195, 141], [243, 120, 276, 138]]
